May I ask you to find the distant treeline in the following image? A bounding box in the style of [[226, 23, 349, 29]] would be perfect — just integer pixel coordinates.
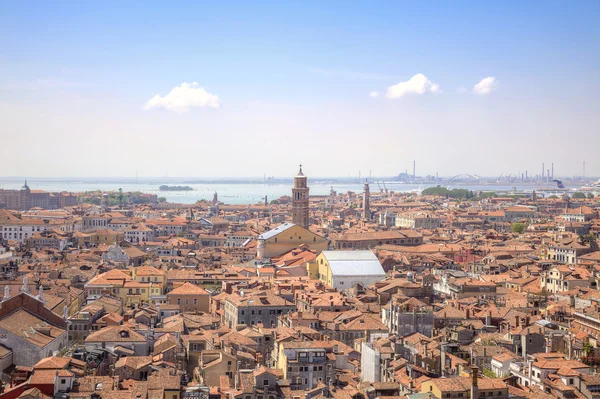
[[421, 186, 476, 198], [421, 186, 532, 200]]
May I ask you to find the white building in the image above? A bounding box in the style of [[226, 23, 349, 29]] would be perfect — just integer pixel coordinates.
[[395, 211, 441, 229], [317, 250, 386, 291], [0, 218, 72, 243], [123, 223, 155, 243], [225, 230, 256, 247]]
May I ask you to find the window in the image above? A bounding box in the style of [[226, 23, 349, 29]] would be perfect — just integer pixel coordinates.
[[263, 379, 269, 387], [61, 379, 66, 384], [177, 299, 181, 305]]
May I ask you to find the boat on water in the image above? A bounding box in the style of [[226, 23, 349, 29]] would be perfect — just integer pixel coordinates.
[[159, 185, 193, 191]]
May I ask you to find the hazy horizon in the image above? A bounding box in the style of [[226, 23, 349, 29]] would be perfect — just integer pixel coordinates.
[[2, 1, 599, 178]]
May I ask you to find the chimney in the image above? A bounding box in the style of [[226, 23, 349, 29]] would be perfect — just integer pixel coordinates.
[[471, 366, 479, 399], [515, 315, 520, 328], [465, 308, 470, 320]]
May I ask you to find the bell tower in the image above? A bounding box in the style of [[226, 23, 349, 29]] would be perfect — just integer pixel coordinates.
[[292, 164, 310, 229], [363, 180, 371, 220]]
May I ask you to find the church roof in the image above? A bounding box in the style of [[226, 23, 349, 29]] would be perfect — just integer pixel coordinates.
[[258, 222, 297, 240]]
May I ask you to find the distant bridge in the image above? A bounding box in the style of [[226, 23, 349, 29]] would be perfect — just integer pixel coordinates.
[[449, 174, 480, 181]]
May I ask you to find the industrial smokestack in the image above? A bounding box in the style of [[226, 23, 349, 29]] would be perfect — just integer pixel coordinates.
[[551, 163, 554, 180], [413, 160, 416, 178]]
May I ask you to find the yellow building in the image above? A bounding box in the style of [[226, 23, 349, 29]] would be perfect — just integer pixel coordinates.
[[276, 340, 335, 390], [85, 268, 153, 307], [118, 280, 151, 306], [257, 222, 327, 259], [73, 229, 122, 248], [420, 375, 508, 399], [131, 265, 167, 303]]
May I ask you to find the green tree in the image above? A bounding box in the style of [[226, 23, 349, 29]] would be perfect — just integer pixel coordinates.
[[269, 199, 280, 205], [482, 368, 498, 378], [573, 192, 586, 199], [587, 193, 595, 199], [511, 222, 526, 234], [583, 342, 593, 357], [581, 234, 597, 244], [158, 197, 167, 203]]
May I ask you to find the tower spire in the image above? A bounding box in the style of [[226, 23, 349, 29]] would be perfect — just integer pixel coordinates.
[[292, 165, 309, 229]]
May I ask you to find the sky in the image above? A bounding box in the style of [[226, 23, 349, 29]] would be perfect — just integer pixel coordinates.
[[1, 1, 599, 179]]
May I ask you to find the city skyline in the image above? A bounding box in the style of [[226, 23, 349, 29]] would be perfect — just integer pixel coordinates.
[[2, 1, 599, 177]]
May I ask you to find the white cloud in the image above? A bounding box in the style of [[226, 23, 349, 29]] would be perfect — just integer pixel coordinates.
[[369, 91, 379, 98], [143, 82, 220, 112], [457, 87, 467, 94], [386, 73, 439, 99], [473, 77, 498, 95]]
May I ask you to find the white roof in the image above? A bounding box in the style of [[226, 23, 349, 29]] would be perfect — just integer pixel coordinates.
[[258, 222, 296, 240], [323, 250, 386, 277]]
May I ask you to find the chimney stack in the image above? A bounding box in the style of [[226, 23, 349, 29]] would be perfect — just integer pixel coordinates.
[[471, 366, 479, 399]]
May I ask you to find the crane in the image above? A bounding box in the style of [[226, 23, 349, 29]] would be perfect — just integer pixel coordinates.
[[382, 181, 388, 194], [376, 181, 383, 193]]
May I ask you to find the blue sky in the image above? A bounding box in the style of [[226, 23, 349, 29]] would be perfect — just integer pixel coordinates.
[[1, 1, 599, 178]]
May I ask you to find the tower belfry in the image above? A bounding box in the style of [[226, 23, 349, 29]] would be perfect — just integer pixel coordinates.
[[292, 164, 310, 229], [363, 179, 371, 220]]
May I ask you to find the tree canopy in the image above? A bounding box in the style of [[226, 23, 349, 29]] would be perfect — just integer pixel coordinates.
[[421, 186, 475, 199]]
